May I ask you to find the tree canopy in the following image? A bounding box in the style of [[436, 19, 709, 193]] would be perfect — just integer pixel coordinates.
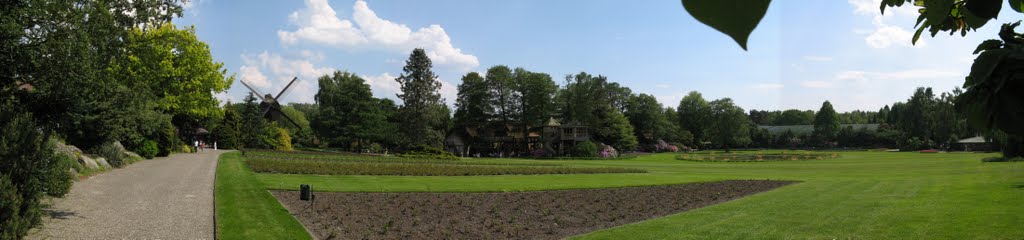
[[814, 100, 841, 141], [676, 91, 711, 143], [707, 98, 751, 151], [395, 49, 448, 148], [314, 71, 396, 150]]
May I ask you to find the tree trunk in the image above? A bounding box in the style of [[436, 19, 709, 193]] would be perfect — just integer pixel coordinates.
[[1002, 134, 1024, 158]]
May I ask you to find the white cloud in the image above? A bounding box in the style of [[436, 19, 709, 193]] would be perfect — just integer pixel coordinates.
[[835, 69, 963, 81], [801, 80, 833, 89], [182, 0, 209, 17], [438, 78, 457, 105], [213, 91, 234, 106], [300, 50, 326, 61], [361, 72, 457, 106], [864, 23, 917, 48], [750, 83, 785, 90], [802, 56, 833, 62], [656, 94, 685, 109], [800, 68, 961, 90], [848, 0, 877, 15], [239, 51, 336, 103], [361, 72, 402, 100], [278, 0, 479, 70], [849, 0, 924, 48], [254, 51, 335, 82], [239, 65, 270, 88], [655, 84, 671, 89]]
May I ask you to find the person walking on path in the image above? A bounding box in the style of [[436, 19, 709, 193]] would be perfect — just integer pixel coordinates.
[[194, 140, 199, 153]]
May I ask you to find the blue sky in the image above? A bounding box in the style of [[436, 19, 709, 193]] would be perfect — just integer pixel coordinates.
[[175, 0, 1022, 112]]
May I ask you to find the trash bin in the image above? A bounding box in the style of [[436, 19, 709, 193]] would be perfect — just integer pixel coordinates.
[[300, 184, 311, 201]]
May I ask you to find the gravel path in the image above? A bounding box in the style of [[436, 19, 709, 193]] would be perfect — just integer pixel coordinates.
[[28, 149, 225, 240]]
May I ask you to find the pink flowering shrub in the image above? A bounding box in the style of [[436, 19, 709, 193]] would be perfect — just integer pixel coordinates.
[[531, 148, 546, 157], [599, 145, 618, 158], [653, 140, 681, 153]]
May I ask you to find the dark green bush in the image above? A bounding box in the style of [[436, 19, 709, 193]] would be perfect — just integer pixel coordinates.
[[137, 140, 158, 159], [572, 141, 599, 158], [156, 120, 176, 157], [401, 144, 457, 160], [0, 111, 73, 239], [0, 175, 25, 240]]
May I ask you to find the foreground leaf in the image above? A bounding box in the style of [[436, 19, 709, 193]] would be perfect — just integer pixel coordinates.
[[682, 0, 771, 50]]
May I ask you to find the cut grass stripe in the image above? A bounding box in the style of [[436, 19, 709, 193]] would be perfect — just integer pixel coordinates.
[[215, 151, 310, 239]]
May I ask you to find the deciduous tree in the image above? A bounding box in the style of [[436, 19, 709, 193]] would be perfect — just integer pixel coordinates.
[[677, 91, 712, 143], [314, 71, 394, 150], [707, 98, 751, 152]]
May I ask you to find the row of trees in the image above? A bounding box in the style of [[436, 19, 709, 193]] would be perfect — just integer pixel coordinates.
[[259, 49, 449, 152], [2, 0, 234, 238], [294, 49, 987, 155], [681, 0, 1024, 158]]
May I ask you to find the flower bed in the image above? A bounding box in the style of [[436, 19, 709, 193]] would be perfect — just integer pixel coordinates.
[[272, 180, 795, 240]]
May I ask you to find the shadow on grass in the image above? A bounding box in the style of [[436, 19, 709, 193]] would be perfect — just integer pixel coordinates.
[[43, 209, 79, 220], [981, 156, 1024, 162]]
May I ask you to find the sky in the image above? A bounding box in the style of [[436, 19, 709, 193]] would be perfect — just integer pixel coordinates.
[[174, 0, 1023, 113]]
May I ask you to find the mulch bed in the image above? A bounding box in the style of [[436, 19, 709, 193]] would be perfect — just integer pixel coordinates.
[[271, 180, 796, 239]]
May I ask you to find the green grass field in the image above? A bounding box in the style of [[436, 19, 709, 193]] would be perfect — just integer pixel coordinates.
[[215, 150, 1024, 239]]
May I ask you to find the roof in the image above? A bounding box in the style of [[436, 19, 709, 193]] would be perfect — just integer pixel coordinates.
[[957, 136, 987, 144], [545, 117, 561, 127], [757, 124, 880, 135]]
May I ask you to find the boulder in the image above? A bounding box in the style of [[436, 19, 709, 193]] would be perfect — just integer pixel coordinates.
[[78, 154, 100, 169], [113, 141, 128, 154], [114, 141, 143, 160], [53, 141, 83, 159], [94, 156, 111, 169], [69, 167, 79, 179]]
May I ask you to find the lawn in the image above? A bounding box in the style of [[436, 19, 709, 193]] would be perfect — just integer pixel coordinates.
[[215, 150, 1024, 239]]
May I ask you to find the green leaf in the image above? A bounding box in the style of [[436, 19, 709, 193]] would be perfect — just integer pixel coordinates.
[[961, 8, 991, 29], [913, 25, 926, 45], [923, 0, 953, 28], [994, 90, 1024, 135], [966, 49, 1009, 87], [682, 0, 772, 51], [973, 39, 1003, 54], [880, 0, 908, 14], [914, 14, 926, 28], [964, 0, 1001, 19], [1011, 0, 1024, 13]]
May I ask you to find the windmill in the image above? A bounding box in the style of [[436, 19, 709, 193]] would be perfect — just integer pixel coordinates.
[[239, 77, 303, 130]]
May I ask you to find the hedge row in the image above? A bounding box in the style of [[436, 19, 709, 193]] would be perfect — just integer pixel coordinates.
[[677, 152, 839, 162], [244, 156, 560, 167], [246, 158, 646, 176]]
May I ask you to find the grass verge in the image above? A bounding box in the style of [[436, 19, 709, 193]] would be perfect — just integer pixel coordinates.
[[215, 151, 310, 239]]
